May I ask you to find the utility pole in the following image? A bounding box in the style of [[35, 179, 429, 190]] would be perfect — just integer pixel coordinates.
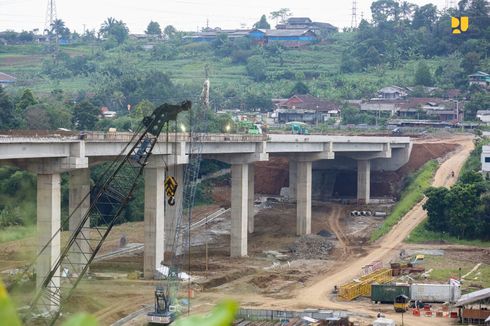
[[351, 0, 358, 29]]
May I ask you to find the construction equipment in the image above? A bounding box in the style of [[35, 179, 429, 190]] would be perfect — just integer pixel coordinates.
[[148, 73, 210, 325], [236, 120, 262, 134], [394, 294, 410, 312], [338, 268, 392, 301], [287, 121, 309, 135], [24, 101, 191, 325]]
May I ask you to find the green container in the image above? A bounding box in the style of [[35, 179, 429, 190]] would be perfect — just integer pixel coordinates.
[[371, 284, 410, 303]]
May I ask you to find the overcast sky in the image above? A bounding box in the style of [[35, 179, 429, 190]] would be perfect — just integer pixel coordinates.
[[1, 0, 450, 34]]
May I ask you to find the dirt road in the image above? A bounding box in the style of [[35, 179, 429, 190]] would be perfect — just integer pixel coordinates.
[[268, 135, 474, 324], [325, 205, 350, 255]]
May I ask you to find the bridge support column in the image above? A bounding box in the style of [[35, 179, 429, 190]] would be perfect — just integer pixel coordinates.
[[37, 173, 61, 311], [248, 163, 255, 234], [296, 161, 312, 236], [144, 167, 165, 279], [357, 160, 371, 204], [289, 160, 297, 200], [165, 164, 184, 252], [68, 168, 91, 272], [231, 163, 248, 257]]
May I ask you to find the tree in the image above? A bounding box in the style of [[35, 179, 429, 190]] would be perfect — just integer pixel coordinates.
[[0, 87, 18, 130], [99, 17, 129, 44], [412, 4, 437, 30], [269, 8, 292, 25], [370, 0, 400, 25], [460, 52, 481, 75], [145, 21, 162, 36], [414, 61, 433, 86], [49, 19, 70, 40], [72, 101, 99, 130], [246, 55, 267, 81], [16, 89, 36, 111], [445, 184, 481, 239], [25, 105, 51, 130], [465, 92, 490, 120], [253, 15, 271, 29], [289, 81, 310, 96], [132, 99, 155, 119], [423, 187, 450, 231], [164, 25, 177, 39]]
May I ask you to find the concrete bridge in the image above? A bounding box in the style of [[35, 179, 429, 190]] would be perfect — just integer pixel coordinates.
[[0, 132, 411, 279]]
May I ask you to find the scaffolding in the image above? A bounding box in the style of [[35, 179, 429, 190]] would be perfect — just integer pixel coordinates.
[[338, 268, 392, 301]]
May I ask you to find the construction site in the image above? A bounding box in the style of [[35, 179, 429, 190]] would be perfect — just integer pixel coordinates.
[[0, 89, 488, 326]]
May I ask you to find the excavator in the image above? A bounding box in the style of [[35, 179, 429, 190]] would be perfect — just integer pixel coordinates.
[[23, 101, 191, 325]]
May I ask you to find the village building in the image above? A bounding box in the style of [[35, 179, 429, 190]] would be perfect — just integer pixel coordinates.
[[469, 71, 490, 89], [276, 17, 338, 35], [455, 288, 490, 324], [273, 94, 340, 124]]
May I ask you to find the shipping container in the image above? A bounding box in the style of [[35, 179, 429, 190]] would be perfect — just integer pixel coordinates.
[[410, 284, 461, 303], [371, 284, 410, 303]]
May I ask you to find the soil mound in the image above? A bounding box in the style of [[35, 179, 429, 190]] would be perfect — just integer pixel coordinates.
[[288, 235, 333, 260]]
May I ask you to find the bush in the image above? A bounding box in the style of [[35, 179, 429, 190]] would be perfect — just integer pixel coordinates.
[[0, 208, 24, 227]]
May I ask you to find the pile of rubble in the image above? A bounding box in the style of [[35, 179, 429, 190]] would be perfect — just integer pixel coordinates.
[[288, 235, 333, 260]]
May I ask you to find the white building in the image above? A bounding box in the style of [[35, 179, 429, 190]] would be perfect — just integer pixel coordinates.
[[481, 145, 490, 175]]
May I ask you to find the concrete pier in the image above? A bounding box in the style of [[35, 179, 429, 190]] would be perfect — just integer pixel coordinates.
[[248, 163, 255, 234], [231, 163, 248, 257], [68, 169, 91, 272], [288, 160, 297, 200], [296, 161, 312, 235], [357, 160, 371, 204], [143, 167, 165, 279], [37, 173, 61, 310]]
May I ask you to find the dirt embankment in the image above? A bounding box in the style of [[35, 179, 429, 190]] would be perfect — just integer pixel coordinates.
[[254, 157, 289, 195]]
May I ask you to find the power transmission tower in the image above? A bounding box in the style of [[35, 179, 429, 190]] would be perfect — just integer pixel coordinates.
[[44, 0, 57, 35], [351, 0, 358, 29]]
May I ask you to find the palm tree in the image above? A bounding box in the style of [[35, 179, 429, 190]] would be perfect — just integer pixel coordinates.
[[400, 1, 416, 21], [100, 17, 117, 36]]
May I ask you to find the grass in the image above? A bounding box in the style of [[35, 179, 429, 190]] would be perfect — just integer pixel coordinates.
[[370, 160, 439, 241], [0, 225, 35, 243], [422, 255, 490, 290], [406, 217, 490, 247]]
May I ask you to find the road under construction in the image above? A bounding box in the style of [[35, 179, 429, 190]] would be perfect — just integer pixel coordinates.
[[0, 111, 483, 325]]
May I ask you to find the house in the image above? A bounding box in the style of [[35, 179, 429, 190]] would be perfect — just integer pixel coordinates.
[[183, 29, 251, 42], [374, 86, 408, 100], [455, 288, 490, 324], [274, 94, 340, 124], [469, 71, 490, 88], [100, 106, 117, 118], [276, 17, 338, 34], [477, 110, 490, 124], [264, 29, 319, 47], [0, 72, 16, 87]]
